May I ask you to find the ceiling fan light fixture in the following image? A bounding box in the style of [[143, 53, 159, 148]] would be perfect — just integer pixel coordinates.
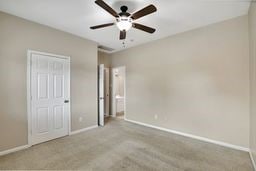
[[116, 16, 132, 31], [91, 0, 157, 40]]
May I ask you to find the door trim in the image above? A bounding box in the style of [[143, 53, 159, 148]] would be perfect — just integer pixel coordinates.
[[27, 50, 71, 146], [104, 68, 110, 116], [111, 66, 126, 119]]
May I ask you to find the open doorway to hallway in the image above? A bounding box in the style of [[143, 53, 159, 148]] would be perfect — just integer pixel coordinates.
[[111, 66, 126, 120], [98, 64, 126, 126]]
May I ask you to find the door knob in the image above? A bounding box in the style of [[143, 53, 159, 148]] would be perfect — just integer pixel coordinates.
[[64, 100, 69, 103]]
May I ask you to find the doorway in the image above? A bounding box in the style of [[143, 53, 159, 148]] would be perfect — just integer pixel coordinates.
[[98, 65, 126, 126], [98, 64, 111, 126], [27, 50, 70, 146], [111, 66, 126, 120]]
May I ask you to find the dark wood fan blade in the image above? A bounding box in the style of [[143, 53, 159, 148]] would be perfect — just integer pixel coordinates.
[[133, 23, 156, 33], [131, 4, 157, 20], [95, 0, 119, 17], [120, 30, 126, 40], [90, 23, 115, 29]]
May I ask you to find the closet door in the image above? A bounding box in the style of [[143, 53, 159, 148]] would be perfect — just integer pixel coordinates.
[[30, 53, 70, 145]]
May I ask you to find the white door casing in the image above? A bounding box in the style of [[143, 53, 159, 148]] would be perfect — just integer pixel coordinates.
[[111, 66, 126, 118], [111, 68, 117, 117], [99, 64, 104, 126], [28, 50, 70, 145], [104, 68, 110, 116]]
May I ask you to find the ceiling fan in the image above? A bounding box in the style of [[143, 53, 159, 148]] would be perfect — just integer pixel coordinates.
[[90, 0, 157, 40]]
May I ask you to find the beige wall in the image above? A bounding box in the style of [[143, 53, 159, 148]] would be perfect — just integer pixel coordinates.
[[111, 16, 250, 148], [249, 2, 256, 164], [0, 9, 251, 153], [0, 12, 98, 151], [98, 51, 111, 68]]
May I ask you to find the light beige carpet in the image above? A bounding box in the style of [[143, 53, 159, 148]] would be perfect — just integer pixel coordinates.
[[0, 118, 253, 171]]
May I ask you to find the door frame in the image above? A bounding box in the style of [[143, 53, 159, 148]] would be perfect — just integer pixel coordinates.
[[27, 50, 71, 146], [104, 68, 110, 116], [111, 66, 126, 119]]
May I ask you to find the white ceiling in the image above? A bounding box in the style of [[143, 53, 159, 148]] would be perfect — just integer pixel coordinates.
[[0, 0, 251, 52]]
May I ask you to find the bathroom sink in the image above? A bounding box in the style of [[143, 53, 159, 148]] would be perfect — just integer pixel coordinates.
[[116, 95, 124, 99]]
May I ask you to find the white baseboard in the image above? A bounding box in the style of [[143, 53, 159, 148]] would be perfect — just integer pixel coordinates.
[[0, 145, 30, 156], [250, 151, 256, 171], [0, 125, 98, 157], [125, 118, 249, 152], [70, 125, 98, 135]]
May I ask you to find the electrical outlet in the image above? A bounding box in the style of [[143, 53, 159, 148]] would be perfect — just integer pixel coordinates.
[[79, 117, 83, 122], [154, 114, 158, 120]]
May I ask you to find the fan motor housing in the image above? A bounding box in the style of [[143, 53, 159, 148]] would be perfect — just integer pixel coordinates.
[[119, 6, 130, 17]]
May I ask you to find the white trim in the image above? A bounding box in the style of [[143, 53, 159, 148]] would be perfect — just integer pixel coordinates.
[[70, 125, 98, 135], [104, 67, 110, 117], [28, 50, 71, 60], [67, 57, 71, 135], [125, 118, 249, 152], [111, 68, 116, 117], [250, 150, 256, 171], [27, 52, 32, 146], [27, 50, 71, 146], [0, 145, 30, 156], [123, 67, 126, 120], [0, 125, 98, 156], [98, 48, 112, 54]]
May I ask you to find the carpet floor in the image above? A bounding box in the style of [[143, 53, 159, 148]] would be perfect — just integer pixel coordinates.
[[0, 118, 253, 171]]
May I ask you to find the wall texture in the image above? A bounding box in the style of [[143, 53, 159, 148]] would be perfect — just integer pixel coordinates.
[[111, 16, 250, 148], [98, 51, 111, 68], [0, 12, 98, 151], [249, 2, 256, 165]]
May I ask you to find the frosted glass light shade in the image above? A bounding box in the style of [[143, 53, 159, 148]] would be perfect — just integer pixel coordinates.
[[116, 16, 132, 31]]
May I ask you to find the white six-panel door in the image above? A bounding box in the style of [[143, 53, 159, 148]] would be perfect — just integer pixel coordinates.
[[30, 52, 70, 145], [99, 64, 104, 126]]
